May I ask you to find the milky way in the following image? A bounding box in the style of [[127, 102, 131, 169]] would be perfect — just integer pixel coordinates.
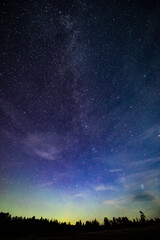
[[0, 0, 160, 223]]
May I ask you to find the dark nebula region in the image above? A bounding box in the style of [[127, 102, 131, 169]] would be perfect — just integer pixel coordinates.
[[0, 0, 160, 223]]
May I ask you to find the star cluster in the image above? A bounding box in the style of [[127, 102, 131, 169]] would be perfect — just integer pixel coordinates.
[[0, 0, 160, 223]]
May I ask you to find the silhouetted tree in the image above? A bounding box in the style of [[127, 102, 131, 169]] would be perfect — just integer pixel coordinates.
[[0, 212, 11, 222], [140, 211, 146, 222], [104, 217, 110, 229], [0, 211, 159, 238]]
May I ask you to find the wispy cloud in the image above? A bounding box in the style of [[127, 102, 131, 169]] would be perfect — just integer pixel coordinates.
[[125, 168, 160, 186], [109, 169, 122, 173], [75, 193, 84, 198], [0, 100, 63, 162], [117, 168, 160, 201], [103, 200, 117, 205], [23, 133, 61, 161], [128, 124, 160, 146], [35, 149, 58, 160], [95, 184, 117, 191], [133, 157, 160, 167], [131, 192, 155, 202], [139, 125, 159, 140], [37, 182, 53, 188], [103, 195, 126, 206]]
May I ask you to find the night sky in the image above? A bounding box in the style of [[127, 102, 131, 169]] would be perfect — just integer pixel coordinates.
[[0, 0, 160, 223]]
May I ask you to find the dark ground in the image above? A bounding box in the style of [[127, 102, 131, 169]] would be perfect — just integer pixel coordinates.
[[1, 225, 160, 240]]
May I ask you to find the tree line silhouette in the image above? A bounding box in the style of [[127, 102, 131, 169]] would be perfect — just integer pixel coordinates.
[[0, 211, 159, 237]]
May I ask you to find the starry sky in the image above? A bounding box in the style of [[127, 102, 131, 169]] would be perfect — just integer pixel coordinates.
[[0, 0, 160, 224]]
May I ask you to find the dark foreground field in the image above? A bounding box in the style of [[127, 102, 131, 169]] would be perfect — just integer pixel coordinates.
[[1, 225, 160, 240]]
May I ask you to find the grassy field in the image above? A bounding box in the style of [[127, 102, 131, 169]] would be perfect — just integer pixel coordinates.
[[1, 225, 159, 240]]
